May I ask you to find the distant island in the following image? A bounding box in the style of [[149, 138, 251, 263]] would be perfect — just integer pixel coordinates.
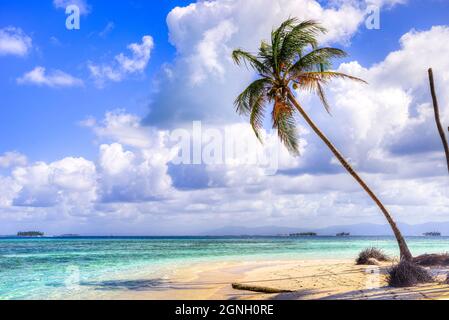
[[423, 232, 441, 237], [336, 232, 350, 237], [203, 222, 449, 237], [17, 231, 44, 237], [290, 232, 317, 237]]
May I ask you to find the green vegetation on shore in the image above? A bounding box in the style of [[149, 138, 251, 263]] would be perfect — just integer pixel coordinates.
[[289, 232, 317, 237], [17, 231, 44, 237]]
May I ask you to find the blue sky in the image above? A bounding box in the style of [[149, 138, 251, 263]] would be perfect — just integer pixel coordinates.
[[1, 0, 448, 162], [0, 0, 182, 161], [0, 0, 448, 235]]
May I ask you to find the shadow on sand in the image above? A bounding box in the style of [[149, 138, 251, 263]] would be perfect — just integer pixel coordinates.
[[80, 279, 170, 291], [80, 278, 232, 292]]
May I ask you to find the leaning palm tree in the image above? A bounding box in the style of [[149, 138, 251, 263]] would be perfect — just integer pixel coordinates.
[[428, 68, 449, 174], [232, 18, 413, 261]]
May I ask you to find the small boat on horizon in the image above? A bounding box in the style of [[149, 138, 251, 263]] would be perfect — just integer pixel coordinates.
[[336, 232, 350, 237]]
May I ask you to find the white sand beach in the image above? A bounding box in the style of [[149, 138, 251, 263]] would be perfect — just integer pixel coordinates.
[[58, 259, 449, 300]]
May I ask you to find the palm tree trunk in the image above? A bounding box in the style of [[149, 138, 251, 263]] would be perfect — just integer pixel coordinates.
[[428, 68, 449, 174], [287, 90, 413, 261]]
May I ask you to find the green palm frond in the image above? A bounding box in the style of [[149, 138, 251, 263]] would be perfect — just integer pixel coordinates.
[[258, 40, 274, 72], [316, 82, 331, 114], [271, 17, 297, 74], [234, 78, 270, 116], [296, 71, 367, 84], [280, 20, 326, 65], [293, 71, 365, 114], [272, 99, 300, 154], [232, 49, 270, 75], [259, 40, 272, 57], [249, 95, 266, 142], [289, 48, 347, 74]]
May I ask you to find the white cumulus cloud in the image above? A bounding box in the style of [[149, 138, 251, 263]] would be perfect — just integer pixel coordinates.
[[88, 35, 154, 87], [0, 27, 32, 56], [53, 0, 91, 15], [98, 143, 172, 203], [12, 157, 97, 208], [17, 66, 84, 88], [0, 151, 27, 168]]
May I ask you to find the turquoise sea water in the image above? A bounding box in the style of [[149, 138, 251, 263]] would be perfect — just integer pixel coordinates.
[[1, 236, 448, 300]]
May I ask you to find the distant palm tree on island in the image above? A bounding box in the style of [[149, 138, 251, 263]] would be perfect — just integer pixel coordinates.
[[232, 18, 413, 261]]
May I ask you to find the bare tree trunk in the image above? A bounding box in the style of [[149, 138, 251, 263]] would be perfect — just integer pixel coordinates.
[[428, 68, 449, 174], [287, 90, 413, 261]]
